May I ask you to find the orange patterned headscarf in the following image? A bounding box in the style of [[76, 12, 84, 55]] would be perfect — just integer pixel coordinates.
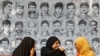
[[75, 36, 95, 56]]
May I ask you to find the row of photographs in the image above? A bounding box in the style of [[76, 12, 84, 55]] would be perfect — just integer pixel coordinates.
[[0, 35, 100, 56]]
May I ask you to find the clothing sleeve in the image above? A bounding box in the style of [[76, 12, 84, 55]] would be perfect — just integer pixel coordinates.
[[60, 51, 66, 56], [46, 49, 60, 56], [41, 47, 47, 56]]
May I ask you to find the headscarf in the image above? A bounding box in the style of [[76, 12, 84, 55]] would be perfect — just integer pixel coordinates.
[[75, 36, 95, 56], [46, 36, 60, 49], [12, 37, 36, 56]]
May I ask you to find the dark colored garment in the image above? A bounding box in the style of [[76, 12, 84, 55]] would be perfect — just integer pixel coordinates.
[[12, 37, 36, 56], [41, 47, 66, 56], [41, 36, 66, 56], [46, 36, 60, 48]]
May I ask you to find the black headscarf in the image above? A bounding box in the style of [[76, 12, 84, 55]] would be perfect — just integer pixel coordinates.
[[41, 36, 66, 56], [46, 36, 60, 49], [12, 37, 36, 56]]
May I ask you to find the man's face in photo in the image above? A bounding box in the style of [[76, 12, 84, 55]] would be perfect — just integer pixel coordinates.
[[55, 7, 62, 14], [4, 4, 12, 14], [28, 5, 36, 12], [41, 6, 48, 14], [53, 22, 61, 30], [65, 41, 73, 49], [41, 23, 49, 32], [66, 23, 74, 31], [79, 24, 86, 31], [53, 22, 61, 35], [16, 6, 24, 14], [90, 22, 97, 30], [92, 6, 99, 15], [28, 23, 36, 33], [2, 41, 9, 49], [15, 24, 23, 33], [80, 6, 88, 14], [67, 5, 75, 15], [3, 24, 10, 32]]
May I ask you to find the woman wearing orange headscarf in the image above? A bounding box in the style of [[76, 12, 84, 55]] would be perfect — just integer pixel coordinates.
[[75, 36, 95, 56]]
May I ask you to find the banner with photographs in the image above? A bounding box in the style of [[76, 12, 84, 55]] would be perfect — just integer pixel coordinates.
[[0, 0, 100, 56]]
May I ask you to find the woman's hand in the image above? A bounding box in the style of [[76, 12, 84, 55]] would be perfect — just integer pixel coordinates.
[[58, 47, 65, 51], [30, 48, 35, 56]]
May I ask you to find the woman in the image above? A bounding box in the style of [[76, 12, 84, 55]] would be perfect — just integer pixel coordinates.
[[41, 36, 66, 56], [75, 36, 95, 56], [12, 37, 36, 56]]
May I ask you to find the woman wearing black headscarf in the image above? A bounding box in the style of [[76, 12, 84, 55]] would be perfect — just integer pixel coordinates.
[[41, 36, 66, 56], [12, 37, 36, 56]]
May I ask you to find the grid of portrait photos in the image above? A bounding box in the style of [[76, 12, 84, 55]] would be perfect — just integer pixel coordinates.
[[0, 0, 100, 56]]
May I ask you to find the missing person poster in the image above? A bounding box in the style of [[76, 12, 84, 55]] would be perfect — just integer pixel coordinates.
[[0, 0, 100, 56]]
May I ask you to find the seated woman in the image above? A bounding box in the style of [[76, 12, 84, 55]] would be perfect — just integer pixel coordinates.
[[41, 36, 66, 56], [75, 36, 95, 56], [12, 37, 36, 56]]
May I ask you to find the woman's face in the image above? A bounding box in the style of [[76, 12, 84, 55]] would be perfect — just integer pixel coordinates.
[[30, 47, 35, 56], [52, 40, 60, 49]]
